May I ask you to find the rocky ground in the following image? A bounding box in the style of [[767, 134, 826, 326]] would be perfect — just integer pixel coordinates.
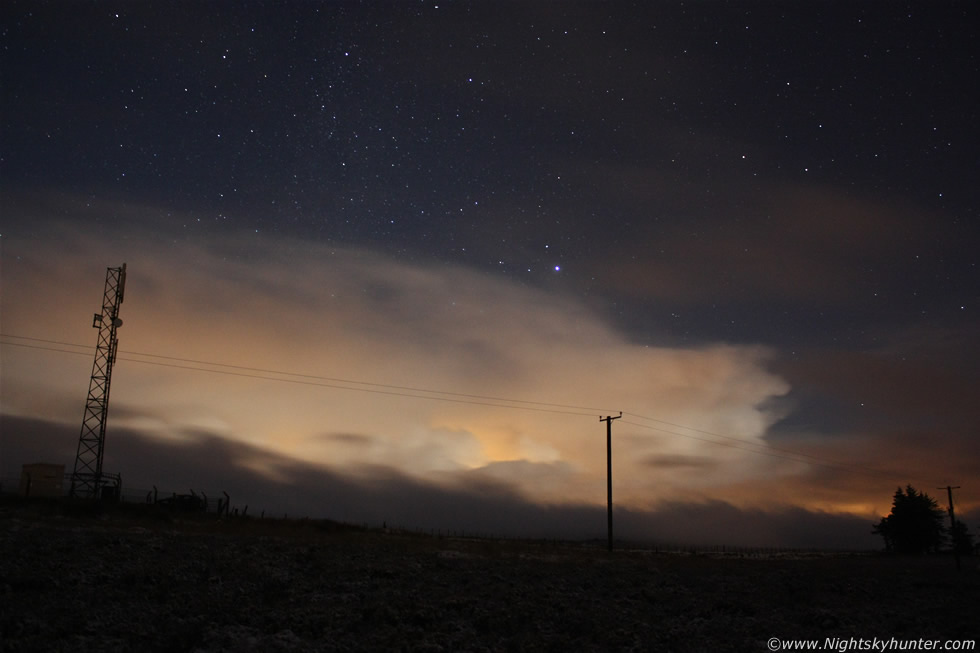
[[1, 499, 977, 652]]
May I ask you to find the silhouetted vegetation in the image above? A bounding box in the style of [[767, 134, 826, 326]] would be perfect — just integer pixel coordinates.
[[872, 485, 946, 554]]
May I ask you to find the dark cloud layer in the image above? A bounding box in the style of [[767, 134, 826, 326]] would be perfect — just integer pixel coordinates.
[[2, 414, 878, 549]]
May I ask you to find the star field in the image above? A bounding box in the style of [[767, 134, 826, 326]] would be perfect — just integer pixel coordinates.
[[2, 1, 977, 347]]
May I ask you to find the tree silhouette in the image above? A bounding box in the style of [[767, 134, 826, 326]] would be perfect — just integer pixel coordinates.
[[872, 485, 946, 554]]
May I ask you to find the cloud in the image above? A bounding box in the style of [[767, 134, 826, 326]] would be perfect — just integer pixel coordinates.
[[11, 194, 974, 528], [315, 432, 376, 447], [1, 194, 795, 513], [775, 348, 979, 429], [767, 343, 980, 493], [591, 178, 940, 306], [617, 501, 877, 550], [641, 454, 718, 470], [1, 414, 879, 548]]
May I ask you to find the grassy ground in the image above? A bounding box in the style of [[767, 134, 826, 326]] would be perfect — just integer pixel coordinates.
[[2, 496, 977, 652]]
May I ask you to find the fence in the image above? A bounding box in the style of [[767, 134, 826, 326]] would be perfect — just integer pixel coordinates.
[[0, 474, 234, 515]]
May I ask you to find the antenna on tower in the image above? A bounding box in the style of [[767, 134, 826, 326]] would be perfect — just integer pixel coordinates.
[[70, 263, 127, 500]]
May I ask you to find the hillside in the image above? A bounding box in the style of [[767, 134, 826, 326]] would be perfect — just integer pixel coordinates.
[[2, 498, 977, 652]]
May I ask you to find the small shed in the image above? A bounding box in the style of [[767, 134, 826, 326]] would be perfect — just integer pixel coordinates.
[[20, 463, 65, 498]]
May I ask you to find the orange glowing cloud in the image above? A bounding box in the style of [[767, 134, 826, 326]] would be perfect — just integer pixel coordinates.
[[2, 197, 796, 511]]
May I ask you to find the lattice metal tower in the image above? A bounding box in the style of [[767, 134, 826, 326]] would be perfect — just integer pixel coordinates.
[[70, 263, 127, 499]]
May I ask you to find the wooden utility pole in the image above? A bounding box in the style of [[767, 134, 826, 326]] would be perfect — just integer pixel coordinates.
[[937, 485, 962, 570], [601, 412, 622, 552]]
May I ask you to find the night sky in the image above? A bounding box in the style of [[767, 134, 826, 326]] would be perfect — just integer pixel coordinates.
[[2, 1, 978, 547]]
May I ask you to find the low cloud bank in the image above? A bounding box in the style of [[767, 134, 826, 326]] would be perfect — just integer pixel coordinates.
[[2, 415, 877, 549]]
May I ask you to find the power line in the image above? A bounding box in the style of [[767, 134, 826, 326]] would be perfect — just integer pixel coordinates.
[[120, 356, 602, 416], [2, 334, 615, 412], [124, 350, 614, 413], [0, 333, 919, 481], [0, 335, 88, 349], [0, 341, 92, 357], [0, 335, 607, 417]]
